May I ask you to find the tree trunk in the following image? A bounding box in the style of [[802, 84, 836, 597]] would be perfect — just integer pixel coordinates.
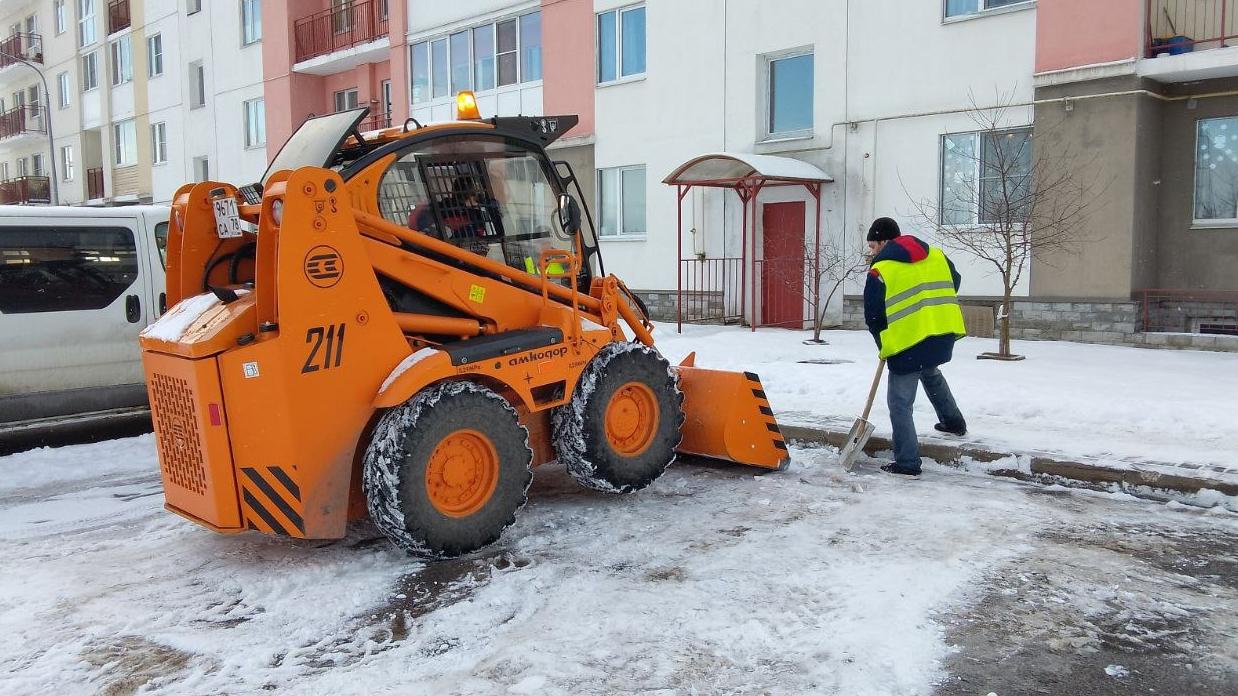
[[999, 289, 1013, 357]]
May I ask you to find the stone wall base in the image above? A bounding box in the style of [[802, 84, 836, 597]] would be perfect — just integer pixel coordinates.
[[841, 297, 1238, 353]]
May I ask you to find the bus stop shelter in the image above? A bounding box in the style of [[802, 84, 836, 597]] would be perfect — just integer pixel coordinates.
[[663, 153, 832, 332]]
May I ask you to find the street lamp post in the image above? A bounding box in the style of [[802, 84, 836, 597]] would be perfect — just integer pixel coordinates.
[[0, 46, 59, 205]]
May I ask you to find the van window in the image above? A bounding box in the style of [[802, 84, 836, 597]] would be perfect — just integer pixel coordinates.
[[0, 226, 139, 314], [154, 221, 168, 268]]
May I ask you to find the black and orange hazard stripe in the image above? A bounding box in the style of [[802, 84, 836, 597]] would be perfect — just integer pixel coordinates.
[[240, 466, 305, 536], [744, 371, 789, 464]]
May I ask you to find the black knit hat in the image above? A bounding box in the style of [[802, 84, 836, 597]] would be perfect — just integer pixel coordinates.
[[867, 217, 901, 242]]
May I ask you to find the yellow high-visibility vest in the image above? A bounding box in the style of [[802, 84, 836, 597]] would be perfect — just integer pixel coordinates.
[[872, 247, 966, 359]]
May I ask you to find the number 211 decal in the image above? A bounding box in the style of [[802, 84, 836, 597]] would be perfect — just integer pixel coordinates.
[[302, 324, 346, 374]]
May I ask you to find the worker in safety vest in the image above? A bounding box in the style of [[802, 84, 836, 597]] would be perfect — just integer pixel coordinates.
[[863, 217, 968, 477]]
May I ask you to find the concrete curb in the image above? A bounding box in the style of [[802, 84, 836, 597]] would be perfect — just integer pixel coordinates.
[[781, 425, 1238, 501]]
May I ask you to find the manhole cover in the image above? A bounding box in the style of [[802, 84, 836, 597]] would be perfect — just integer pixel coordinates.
[[797, 359, 854, 365]]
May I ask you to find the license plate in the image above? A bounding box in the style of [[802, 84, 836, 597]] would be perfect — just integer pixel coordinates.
[[212, 197, 244, 239]]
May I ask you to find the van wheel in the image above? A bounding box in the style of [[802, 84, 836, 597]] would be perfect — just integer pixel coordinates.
[[552, 343, 683, 493], [363, 382, 532, 558]]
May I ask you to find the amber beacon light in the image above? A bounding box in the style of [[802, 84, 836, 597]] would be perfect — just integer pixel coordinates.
[[456, 91, 481, 120]]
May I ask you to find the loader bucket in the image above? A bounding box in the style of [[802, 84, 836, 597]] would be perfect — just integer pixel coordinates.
[[674, 353, 790, 470]]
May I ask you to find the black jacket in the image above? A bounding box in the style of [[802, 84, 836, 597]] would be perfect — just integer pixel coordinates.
[[863, 236, 962, 375]]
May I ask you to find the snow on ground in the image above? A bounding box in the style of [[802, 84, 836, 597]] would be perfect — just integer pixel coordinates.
[[1, 436, 1235, 695], [654, 323, 1238, 475]]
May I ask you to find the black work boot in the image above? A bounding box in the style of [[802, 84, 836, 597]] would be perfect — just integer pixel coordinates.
[[934, 421, 967, 437], [880, 463, 922, 478]]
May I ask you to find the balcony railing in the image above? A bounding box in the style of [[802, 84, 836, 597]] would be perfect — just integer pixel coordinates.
[[0, 105, 45, 141], [87, 167, 105, 200], [358, 112, 393, 131], [0, 176, 51, 205], [1147, 0, 1238, 57], [293, 0, 389, 64], [107, 0, 132, 35], [0, 32, 44, 69]]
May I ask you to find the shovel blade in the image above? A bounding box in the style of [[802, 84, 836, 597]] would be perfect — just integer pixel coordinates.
[[674, 354, 789, 470], [837, 418, 876, 471]]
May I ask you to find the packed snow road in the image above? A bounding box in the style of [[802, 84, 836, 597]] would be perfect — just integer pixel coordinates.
[[0, 436, 1235, 695]]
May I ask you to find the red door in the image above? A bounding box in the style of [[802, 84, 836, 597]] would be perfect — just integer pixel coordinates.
[[761, 202, 805, 327]]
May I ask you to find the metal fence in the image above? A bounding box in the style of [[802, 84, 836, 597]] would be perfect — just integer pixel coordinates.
[[87, 167, 105, 200], [678, 257, 743, 324], [107, 0, 131, 35], [0, 32, 43, 69], [0, 176, 51, 204], [1147, 0, 1238, 56], [1140, 289, 1238, 335], [293, 0, 389, 63], [0, 105, 45, 141]]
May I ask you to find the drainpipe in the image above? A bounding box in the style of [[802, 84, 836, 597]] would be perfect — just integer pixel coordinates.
[[0, 48, 59, 205]]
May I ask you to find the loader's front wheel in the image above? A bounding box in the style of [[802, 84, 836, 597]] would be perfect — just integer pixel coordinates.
[[553, 343, 683, 493], [363, 382, 533, 558]]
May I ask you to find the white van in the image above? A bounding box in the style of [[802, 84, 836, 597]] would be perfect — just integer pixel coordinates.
[[0, 205, 170, 449]]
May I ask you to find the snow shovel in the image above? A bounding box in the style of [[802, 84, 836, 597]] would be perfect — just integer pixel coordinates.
[[838, 359, 885, 471]]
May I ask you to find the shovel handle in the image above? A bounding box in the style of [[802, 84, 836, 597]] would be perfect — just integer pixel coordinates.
[[860, 359, 886, 421]]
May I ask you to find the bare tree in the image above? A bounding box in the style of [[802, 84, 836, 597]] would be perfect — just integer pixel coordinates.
[[906, 92, 1101, 359]]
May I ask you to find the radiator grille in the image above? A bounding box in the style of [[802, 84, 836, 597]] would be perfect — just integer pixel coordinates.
[[149, 373, 207, 495]]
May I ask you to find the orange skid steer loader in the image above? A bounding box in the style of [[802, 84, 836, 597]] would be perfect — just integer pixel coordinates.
[[140, 95, 788, 558]]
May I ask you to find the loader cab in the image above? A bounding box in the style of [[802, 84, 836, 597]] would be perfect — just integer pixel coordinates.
[[262, 105, 600, 287], [366, 131, 598, 284]]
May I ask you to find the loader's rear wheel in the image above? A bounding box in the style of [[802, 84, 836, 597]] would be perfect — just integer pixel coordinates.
[[363, 382, 532, 558], [553, 343, 683, 493]]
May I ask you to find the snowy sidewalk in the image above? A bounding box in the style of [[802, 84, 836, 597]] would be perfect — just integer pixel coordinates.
[[655, 323, 1238, 502]]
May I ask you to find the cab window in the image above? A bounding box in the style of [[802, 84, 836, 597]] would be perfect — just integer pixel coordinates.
[[377, 135, 576, 276], [154, 221, 169, 268], [0, 226, 139, 314]]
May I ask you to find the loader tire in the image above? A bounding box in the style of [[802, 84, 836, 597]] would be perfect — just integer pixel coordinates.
[[553, 343, 683, 493], [363, 382, 533, 558]]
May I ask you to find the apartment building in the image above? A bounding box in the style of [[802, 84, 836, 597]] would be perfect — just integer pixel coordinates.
[[1027, 0, 1238, 343], [0, 0, 53, 204], [0, 0, 267, 206], [242, 1, 1233, 347]]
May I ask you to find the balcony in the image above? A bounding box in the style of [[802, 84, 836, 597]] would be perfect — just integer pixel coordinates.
[[0, 176, 51, 205], [87, 167, 105, 200], [293, 0, 390, 74], [107, 0, 132, 35], [0, 105, 45, 143], [0, 32, 44, 71], [1141, 1, 1238, 81]]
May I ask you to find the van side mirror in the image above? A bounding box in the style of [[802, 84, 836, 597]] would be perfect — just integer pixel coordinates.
[[557, 193, 581, 236]]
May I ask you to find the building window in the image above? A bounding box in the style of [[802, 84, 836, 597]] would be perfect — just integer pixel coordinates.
[[113, 119, 137, 166], [79, 0, 96, 47], [450, 30, 471, 93], [409, 11, 542, 105], [597, 166, 647, 238], [241, 0, 262, 45], [0, 163, 7, 180], [766, 51, 814, 137], [57, 72, 71, 109], [520, 12, 541, 82], [597, 4, 645, 84], [190, 62, 205, 108], [333, 88, 358, 112], [147, 34, 163, 77], [244, 98, 265, 148], [110, 36, 133, 86], [54, 1, 67, 35], [151, 122, 167, 164], [473, 24, 494, 91], [82, 52, 99, 91], [193, 156, 209, 182], [17, 158, 28, 177], [61, 146, 74, 181], [1193, 116, 1238, 223], [187, 0, 202, 15], [32, 153, 44, 177], [945, 0, 1030, 19], [940, 127, 1033, 226]]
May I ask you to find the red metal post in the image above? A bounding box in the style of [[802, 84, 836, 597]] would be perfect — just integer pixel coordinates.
[[677, 184, 685, 333], [738, 186, 748, 324]]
